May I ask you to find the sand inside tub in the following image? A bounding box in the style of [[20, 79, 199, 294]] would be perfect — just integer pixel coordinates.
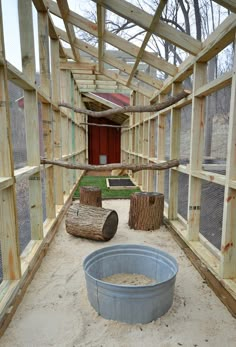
[[101, 273, 157, 285]]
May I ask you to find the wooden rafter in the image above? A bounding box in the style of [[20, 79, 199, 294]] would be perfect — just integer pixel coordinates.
[[56, 27, 162, 91], [213, 0, 236, 12], [91, 0, 202, 55], [47, 0, 177, 77], [97, 4, 105, 73], [57, 0, 80, 61], [32, 0, 66, 58], [127, 0, 167, 87]]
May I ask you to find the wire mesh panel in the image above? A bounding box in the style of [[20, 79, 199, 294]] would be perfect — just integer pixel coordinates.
[[8, 82, 26, 169], [178, 172, 189, 221], [16, 179, 31, 253], [164, 170, 169, 204], [180, 105, 191, 165], [203, 86, 231, 175], [200, 181, 224, 250]]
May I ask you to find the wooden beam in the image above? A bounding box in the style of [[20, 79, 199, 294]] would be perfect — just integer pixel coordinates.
[[57, 0, 80, 61], [213, 0, 236, 12], [56, 27, 162, 90], [47, 0, 177, 77], [0, 2, 21, 280], [19, 0, 44, 241], [127, 0, 167, 87], [91, 0, 202, 55], [151, 13, 236, 102], [168, 82, 182, 220], [220, 33, 236, 278], [97, 4, 105, 73], [187, 63, 207, 241]]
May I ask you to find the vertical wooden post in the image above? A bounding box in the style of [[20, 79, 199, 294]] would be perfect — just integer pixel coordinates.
[[18, 0, 43, 240], [187, 62, 206, 241], [60, 69, 70, 198], [148, 118, 155, 192], [220, 34, 236, 278], [38, 10, 55, 219], [51, 38, 64, 206], [157, 94, 166, 194], [168, 82, 182, 220], [0, 2, 21, 279]]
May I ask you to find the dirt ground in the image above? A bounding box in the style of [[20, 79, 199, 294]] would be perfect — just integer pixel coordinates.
[[1, 199, 236, 347]]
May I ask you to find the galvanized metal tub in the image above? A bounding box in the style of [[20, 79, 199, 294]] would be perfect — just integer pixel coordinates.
[[83, 244, 178, 324]]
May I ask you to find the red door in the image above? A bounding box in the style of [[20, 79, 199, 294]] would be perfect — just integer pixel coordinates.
[[88, 117, 121, 164]]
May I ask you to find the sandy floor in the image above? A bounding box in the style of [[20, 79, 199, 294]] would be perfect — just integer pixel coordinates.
[[1, 200, 236, 347]]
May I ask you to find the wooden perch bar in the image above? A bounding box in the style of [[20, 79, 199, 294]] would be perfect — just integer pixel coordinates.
[[59, 90, 191, 118], [40, 158, 179, 173]]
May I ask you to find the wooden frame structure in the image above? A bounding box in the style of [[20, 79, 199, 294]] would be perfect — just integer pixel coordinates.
[[0, 0, 236, 333]]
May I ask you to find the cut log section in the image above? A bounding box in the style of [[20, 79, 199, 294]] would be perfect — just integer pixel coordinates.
[[128, 192, 164, 231], [79, 186, 102, 207], [65, 203, 118, 241]]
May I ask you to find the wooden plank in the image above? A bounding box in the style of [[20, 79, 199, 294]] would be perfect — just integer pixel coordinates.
[[220, 34, 236, 278], [187, 63, 207, 241], [212, 0, 236, 12], [47, 0, 177, 76], [19, 0, 44, 241], [38, 11, 55, 219], [168, 83, 181, 220], [91, 0, 202, 55], [57, 0, 80, 61], [165, 219, 236, 318], [0, 63, 21, 280], [127, 0, 167, 86], [195, 71, 232, 97], [56, 27, 161, 90], [51, 38, 64, 205], [157, 95, 166, 194], [14, 166, 40, 182], [97, 4, 105, 73], [151, 14, 236, 102]]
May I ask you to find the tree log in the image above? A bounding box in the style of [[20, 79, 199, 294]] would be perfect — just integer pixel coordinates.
[[59, 89, 190, 118], [79, 186, 102, 207], [128, 192, 164, 231], [40, 158, 179, 173], [65, 203, 118, 241]]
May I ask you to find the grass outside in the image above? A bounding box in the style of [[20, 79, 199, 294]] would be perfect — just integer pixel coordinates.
[[74, 175, 140, 199]]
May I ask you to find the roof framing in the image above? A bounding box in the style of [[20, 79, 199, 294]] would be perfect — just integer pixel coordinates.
[[47, 0, 177, 77], [91, 0, 202, 55]]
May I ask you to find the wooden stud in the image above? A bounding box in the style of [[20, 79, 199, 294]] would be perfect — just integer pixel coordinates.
[[168, 82, 182, 220], [18, 0, 44, 240], [0, 3, 21, 279], [38, 11, 55, 219], [187, 63, 207, 241], [220, 34, 236, 278]]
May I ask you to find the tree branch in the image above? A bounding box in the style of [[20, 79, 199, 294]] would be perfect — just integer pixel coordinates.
[[40, 158, 179, 173], [80, 122, 129, 129], [59, 89, 191, 118]]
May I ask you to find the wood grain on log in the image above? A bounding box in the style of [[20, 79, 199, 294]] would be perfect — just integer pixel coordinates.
[[65, 203, 118, 241], [79, 186, 102, 207], [128, 192, 164, 231], [40, 158, 179, 173], [59, 90, 190, 118]]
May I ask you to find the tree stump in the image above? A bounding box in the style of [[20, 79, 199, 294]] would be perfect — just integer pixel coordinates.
[[65, 203, 118, 241], [128, 192, 164, 231], [80, 186, 102, 207]]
